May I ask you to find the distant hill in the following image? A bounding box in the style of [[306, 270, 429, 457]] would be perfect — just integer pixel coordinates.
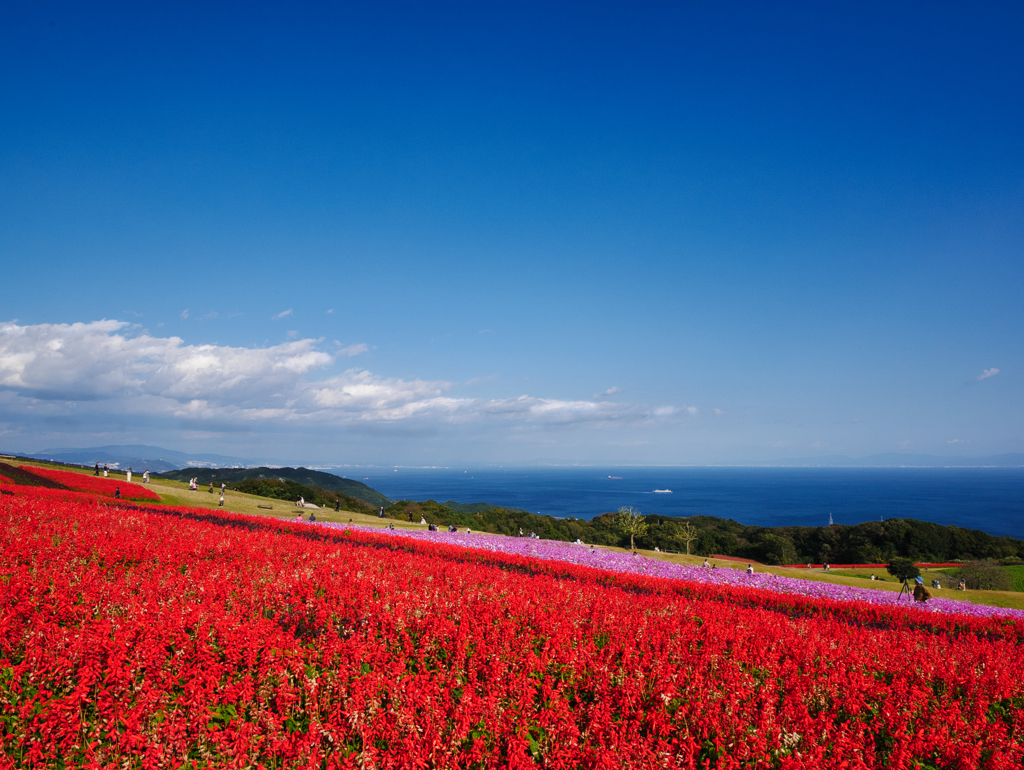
[[442, 500, 531, 515], [28, 445, 280, 473], [155, 466, 391, 508]]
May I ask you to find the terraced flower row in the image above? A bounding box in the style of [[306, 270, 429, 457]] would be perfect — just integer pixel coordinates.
[[347, 525, 1024, 621], [1, 485, 1022, 768], [11, 465, 161, 501]]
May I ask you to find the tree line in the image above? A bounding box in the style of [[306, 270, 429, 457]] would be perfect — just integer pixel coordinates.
[[382, 502, 1022, 564]]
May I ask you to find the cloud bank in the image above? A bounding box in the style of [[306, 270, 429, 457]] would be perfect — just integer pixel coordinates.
[[0, 321, 685, 436]]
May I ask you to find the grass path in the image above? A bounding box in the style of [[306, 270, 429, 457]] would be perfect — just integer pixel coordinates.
[[10, 457, 1024, 612]]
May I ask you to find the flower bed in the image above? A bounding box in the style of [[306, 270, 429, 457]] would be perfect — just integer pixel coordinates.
[[0, 461, 68, 488], [19, 464, 160, 500], [0, 487, 1022, 768], [334, 524, 1024, 622]]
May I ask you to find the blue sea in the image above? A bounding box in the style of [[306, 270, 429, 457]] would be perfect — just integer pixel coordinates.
[[348, 466, 1024, 539]]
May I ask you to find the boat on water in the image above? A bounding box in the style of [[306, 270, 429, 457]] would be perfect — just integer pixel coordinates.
[[608, 475, 623, 479], [653, 489, 672, 494]]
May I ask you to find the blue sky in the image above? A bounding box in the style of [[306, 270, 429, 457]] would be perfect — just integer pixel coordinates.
[[1, 1, 1021, 465]]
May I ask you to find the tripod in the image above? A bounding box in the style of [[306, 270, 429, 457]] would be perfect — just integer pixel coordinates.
[[898, 579, 912, 599]]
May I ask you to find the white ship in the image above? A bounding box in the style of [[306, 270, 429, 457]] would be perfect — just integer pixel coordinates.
[[653, 489, 672, 494]]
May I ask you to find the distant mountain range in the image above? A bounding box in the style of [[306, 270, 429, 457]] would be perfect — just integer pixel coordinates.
[[7, 444, 1022, 475], [14, 445, 288, 473], [741, 453, 1024, 468]]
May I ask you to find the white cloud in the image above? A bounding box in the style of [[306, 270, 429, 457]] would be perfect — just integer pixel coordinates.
[[0, 320, 689, 434], [947, 438, 970, 444], [272, 309, 294, 321], [180, 309, 189, 319], [596, 386, 621, 397], [325, 309, 335, 315], [976, 367, 1000, 381], [335, 343, 368, 357], [0, 320, 332, 406]]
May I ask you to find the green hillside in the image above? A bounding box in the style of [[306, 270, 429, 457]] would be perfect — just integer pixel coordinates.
[[442, 500, 530, 514], [155, 467, 391, 507]]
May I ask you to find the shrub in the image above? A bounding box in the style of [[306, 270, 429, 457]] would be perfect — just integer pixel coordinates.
[[886, 557, 920, 582], [956, 561, 1013, 591]]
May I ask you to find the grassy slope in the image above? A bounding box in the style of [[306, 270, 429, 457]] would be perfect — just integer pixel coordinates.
[[1004, 564, 1024, 593], [10, 457, 1024, 612]]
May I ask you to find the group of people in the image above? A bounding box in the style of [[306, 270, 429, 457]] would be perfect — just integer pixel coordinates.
[[186, 478, 221, 493], [184, 478, 226, 506], [93, 463, 148, 483]]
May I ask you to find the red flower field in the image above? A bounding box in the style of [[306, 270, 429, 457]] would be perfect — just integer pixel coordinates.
[[0, 485, 1021, 768], [17, 465, 161, 501]]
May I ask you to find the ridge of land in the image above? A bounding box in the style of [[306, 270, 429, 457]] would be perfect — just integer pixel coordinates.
[[155, 466, 392, 508]]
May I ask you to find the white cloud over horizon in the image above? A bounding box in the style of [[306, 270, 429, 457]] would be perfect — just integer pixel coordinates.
[[0, 321, 687, 440]]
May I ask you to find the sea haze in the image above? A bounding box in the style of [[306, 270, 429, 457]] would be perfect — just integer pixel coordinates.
[[349, 467, 1024, 540]]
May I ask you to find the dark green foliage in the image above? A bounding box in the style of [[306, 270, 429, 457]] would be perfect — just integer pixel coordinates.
[[383, 500, 613, 543], [442, 500, 530, 515], [226, 478, 378, 516], [155, 467, 391, 507], [887, 558, 920, 582], [954, 561, 1013, 591], [637, 515, 1021, 564]]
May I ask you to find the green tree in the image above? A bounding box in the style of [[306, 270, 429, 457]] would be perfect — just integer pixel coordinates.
[[758, 533, 797, 566], [615, 506, 648, 552], [680, 520, 698, 555], [886, 557, 920, 583]]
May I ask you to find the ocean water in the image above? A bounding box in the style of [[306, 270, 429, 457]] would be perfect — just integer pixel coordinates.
[[348, 466, 1024, 539]]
